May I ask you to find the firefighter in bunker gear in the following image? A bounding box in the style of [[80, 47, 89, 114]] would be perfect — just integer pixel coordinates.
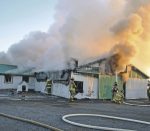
[[112, 82, 118, 99], [46, 79, 52, 94], [113, 90, 124, 104], [147, 81, 150, 101], [112, 82, 124, 104], [69, 78, 77, 102]]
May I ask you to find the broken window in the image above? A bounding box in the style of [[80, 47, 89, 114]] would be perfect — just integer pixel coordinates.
[[4, 75, 13, 83], [22, 76, 29, 83], [35, 72, 47, 82], [74, 81, 83, 93]]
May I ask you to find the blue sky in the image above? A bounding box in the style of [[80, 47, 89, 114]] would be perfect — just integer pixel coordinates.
[[0, 0, 57, 52]]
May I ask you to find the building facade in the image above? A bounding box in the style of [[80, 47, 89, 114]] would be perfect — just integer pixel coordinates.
[[0, 61, 149, 100]]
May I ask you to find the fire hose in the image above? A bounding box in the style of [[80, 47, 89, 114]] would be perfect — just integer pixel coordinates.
[[123, 102, 150, 107], [0, 113, 63, 131], [62, 113, 150, 131]]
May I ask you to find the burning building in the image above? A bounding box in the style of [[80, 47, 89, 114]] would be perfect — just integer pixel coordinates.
[[0, 64, 35, 92], [0, 56, 149, 100], [33, 56, 149, 100], [73, 57, 149, 100], [0, 1, 150, 100]]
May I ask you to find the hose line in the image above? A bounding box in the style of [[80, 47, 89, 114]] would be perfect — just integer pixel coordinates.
[[62, 113, 150, 131], [123, 102, 150, 107], [0, 113, 63, 131]]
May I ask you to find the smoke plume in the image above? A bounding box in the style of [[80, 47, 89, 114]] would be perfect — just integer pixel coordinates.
[[107, 0, 150, 75], [0, 0, 150, 75]]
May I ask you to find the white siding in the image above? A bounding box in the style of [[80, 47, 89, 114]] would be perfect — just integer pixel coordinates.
[[17, 81, 29, 92], [0, 75, 3, 87], [126, 79, 148, 99], [0, 75, 36, 90], [52, 83, 69, 98], [28, 77, 35, 89], [0, 75, 22, 89], [34, 80, 46, 93], [34, 80, 69, 96], [72, 73, 98, 99], [51, 73, 98, 99]]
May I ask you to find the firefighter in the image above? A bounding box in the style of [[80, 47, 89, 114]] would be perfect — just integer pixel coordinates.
[[147, 81, 150, 101], [113, 90, 124, 104], [112, 82, 118, 100], [69, 78, 77, 102], [112, 82, 124, 104], [46, 79, 52, 95]]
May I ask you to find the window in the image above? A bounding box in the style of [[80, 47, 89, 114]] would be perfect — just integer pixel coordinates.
[[35, 72, 47, 82], [74, 81, 83, 93], [4, 75, 13, 83], [22, 76, 29, 83]]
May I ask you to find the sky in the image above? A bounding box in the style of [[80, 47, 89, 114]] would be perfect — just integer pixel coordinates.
[[0, 0, 150, 76], [0, 0, 57, 52]]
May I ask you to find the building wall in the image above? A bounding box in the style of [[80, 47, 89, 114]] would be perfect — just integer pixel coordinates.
[[34, 79, 68, 96], [17, 81, 29, 92], [34, 80, 46, 92], [28, 77, 35, 89], [0, 75, 22, 89], [99, 75, 123, 99], [72, 73, 98, 99], [50, 73, 98, 99], [126, 78, 148, 99], [52, 83, 70, 98], [0, 75, 35, 90], [129, 70, 146, 79]]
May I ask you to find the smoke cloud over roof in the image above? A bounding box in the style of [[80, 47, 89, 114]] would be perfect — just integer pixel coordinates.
[[1, 0, 150, 74]]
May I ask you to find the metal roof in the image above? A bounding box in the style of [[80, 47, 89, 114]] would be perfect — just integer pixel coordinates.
[[76, 59, 149, 79], [0, 64, 17, 73], [130, 65, 149, 79], [5, 67, 35, 76]]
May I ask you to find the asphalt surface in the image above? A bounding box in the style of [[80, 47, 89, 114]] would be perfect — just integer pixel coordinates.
[[0, 94, 150, 131]]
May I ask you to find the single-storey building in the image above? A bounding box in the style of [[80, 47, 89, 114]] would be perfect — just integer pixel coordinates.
[[0, 58, 149, 100], [35, 58, 149, 100], [0, 64, 35, 92]]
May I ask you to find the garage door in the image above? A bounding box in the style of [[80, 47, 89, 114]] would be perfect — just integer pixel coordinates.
[[99, 75, 123, 99], [126, 79, 147, 99]]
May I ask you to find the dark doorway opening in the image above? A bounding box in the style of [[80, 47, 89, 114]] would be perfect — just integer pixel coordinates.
[[74, 81, 83, 93], [22, 85, 26, 92]]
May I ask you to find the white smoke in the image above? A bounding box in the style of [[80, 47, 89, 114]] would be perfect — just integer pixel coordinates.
[[125, 0, 150, 14], [6, 31, 65, 70], [0, 0, 125, 70], [1, 0, 150, 74]]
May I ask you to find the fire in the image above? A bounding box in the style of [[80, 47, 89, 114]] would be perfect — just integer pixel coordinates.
[[146, 68, 150, 77], [110, 43, 136, 73], [0, 0, 150, 76], [108, 2, 150, 77]]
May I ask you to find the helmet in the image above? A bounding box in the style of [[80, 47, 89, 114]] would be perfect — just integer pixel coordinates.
[[114, 82, 117, 86], [71, 77, 74, 80]]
